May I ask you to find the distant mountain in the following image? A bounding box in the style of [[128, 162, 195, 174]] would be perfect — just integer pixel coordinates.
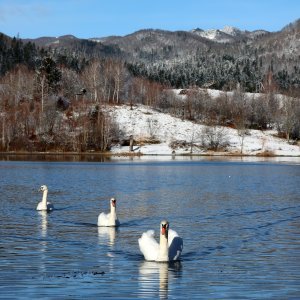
[[17, 21, 298, 65], [18, 25, 271, 59], [24, 35, 78, 47], [192, 28, 235, 43], [23, 34, 123, 59], [192, 26, 231, 42], [190, 26, 269, 43], [221, 25, 243, 36], [1, 19, 299, 92], [94, 29, 215, 62]]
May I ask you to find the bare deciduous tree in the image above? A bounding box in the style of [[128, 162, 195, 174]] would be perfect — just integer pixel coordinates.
[[201, 123, 229, 151]]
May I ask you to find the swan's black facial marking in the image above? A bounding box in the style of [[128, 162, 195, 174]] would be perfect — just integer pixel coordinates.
[[161, 222, 169, 238], [162, 223, 169, 229], [39, 185, 48, 192], [111, 198, 116, 207]]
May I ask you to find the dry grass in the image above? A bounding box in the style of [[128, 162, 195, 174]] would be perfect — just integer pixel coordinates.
[[256, 150, 275, 157]]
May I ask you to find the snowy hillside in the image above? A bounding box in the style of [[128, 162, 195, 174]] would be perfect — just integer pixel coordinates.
[[107, 104, 300, 157]]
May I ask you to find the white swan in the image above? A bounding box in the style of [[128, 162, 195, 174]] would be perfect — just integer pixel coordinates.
[[138, 220, 183, 262], [97, 198, 120, 227], [36, 185, 54, 211]]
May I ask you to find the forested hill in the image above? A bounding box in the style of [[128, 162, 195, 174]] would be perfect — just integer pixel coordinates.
[[0, 18, 299, 92], [118, 20, 300, 92], [0, 33, 39, 76], [0, 33, 121, 76]]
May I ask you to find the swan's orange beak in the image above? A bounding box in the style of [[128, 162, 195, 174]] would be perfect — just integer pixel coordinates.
[[161, 222, 169, 236], [111, 199, 116, 207]]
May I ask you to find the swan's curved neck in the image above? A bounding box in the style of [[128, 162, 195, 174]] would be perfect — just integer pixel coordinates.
[[42, 190, 48, 207], [158, 231, 168, 261], [109, 205, 117, 223]]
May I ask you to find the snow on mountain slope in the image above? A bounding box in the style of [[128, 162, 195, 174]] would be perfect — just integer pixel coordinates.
[[221, 26, 242, 36], [191, 25, 268, 43], [191, 28, 235, 43], [107, 104, 300, 156]]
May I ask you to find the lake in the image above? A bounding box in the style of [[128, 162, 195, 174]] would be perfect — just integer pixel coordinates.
[[1, 156, 300, 299]]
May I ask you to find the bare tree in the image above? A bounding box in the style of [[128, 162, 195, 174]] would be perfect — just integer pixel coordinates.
[[60, 67, 82, 99], [280, 97, 298, 142], [231, 88, 249, 153], [201, 123, 229, 151], [81, 59, 102, 103], [235, 116, 248, 154], [111, 60, 126, 104]]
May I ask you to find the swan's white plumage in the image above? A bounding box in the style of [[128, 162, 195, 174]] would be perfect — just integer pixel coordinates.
[[36, 201, 54, 211], [97, 198, 120, 227], [138, 221, 183, 262], [36, 185, 54, 211], [98, 212, 120, 227], [139, 230, 160, 261]]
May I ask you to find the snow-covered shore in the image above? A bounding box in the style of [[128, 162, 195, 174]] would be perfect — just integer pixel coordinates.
[[108, 104, 300, 157]]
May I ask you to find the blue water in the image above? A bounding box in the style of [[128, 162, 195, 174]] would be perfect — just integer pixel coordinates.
[[0, 157, 300, 299]]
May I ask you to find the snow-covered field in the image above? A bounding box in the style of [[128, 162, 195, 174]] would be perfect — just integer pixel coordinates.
[[107, 104, 300, 157]]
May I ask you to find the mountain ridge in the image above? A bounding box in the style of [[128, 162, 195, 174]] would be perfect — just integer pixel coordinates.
[[19, 23, 276, 46], [1, 18, 299, 92]]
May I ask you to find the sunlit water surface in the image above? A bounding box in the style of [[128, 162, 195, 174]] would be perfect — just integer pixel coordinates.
[[0, 157, 300, 299]]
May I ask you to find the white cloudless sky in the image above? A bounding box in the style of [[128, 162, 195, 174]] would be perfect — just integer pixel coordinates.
[[0, 0, 299, 39]]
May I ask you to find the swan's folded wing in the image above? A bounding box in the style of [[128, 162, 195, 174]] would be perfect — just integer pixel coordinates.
[[138, 230, 159, 261], [168, 229, 179, 245], [36, 201, 42, 211], [168, 229, 183, 261], [98, 212, 109, 226]]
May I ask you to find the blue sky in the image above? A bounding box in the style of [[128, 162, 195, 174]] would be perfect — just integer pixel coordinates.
[[0, 0, 299, 38]]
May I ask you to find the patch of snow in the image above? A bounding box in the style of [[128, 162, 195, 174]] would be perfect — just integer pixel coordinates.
[[89, 38, 103, 43], [107, 104, 300, 157], [171, 88, 285, 103], [191, 26, 269, 43], [221, 26, 242, 36], [191, 27, 236, 43]]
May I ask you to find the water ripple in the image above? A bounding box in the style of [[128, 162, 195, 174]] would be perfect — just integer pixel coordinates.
[[1, 159, 300, 299]]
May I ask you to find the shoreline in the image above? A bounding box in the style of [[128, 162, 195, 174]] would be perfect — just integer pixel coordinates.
[[0, 151, 299, 158]]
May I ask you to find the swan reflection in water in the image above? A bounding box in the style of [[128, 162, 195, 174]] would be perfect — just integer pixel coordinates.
[[98, 227, 118, 273], [37, 210, 48, 273], [98, 226, 117, 247], [138, 261, 182, 299], [38, 210, 48, 238]]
